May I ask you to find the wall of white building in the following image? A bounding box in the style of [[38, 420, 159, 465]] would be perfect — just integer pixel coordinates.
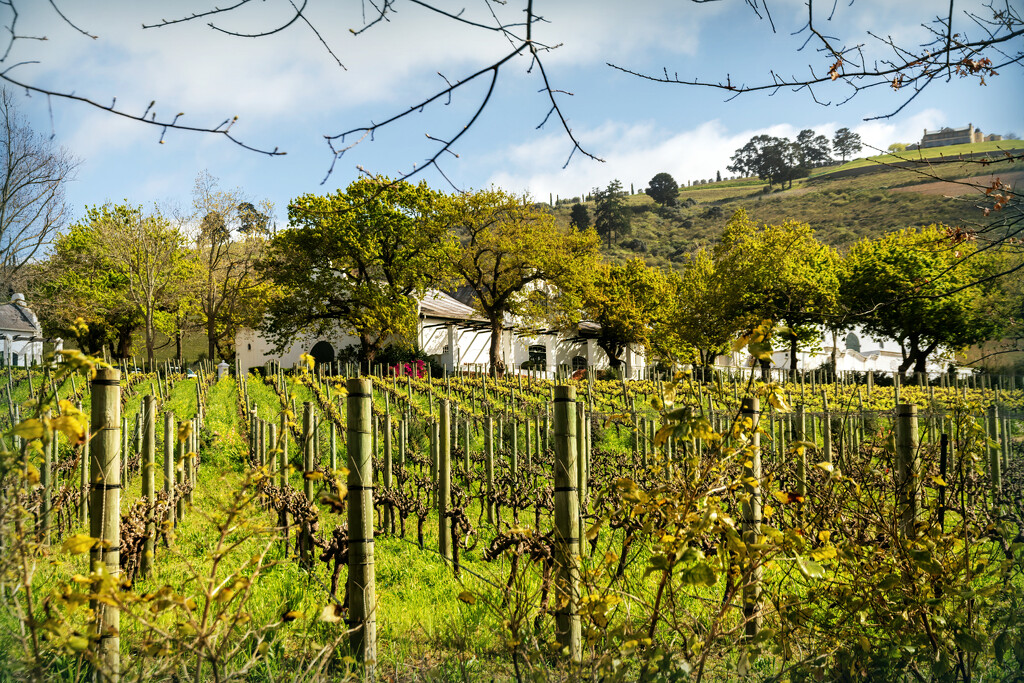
[[237, 318, 648, 378], [713, 327, 954, 376]]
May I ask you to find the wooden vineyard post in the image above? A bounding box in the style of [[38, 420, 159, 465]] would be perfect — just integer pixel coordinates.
[[175, 428, 186, 525], [141, 395, 156, 578], [90, 368, 121, 681], [463, 415, 471, 473], [345, 378, 377, 670], [330, 420, 337, 471], [821, 391, 832, 465], [79, 422, 90, 527], [552, 385, 581, 661], [740, 398, 762, 640], [895, 404, 921, 539], [40, 411, 52, 544], [576, 401, 587, 556], [795, 405, 807, 502], [987, 405, 1001, 498], [279, 413, 289, 489], [185, 419, 196, 505], [383, 416, 393, 532], [438, 400, 452, 561], [268, 423, 278, 475], [164, 411, 174, 526], [302, 402, 314, 502], [484, 415, 495, 524]]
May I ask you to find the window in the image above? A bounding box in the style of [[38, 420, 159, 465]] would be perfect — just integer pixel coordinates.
[[528, 345, 546, 368], [247, 343, 252, 351], [571, 355, 587, 370], [845, 333, 860, 353]]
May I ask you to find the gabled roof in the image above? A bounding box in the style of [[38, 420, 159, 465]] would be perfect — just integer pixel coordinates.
[[0, 302, 38, 335], [419, 290, 481, 322]]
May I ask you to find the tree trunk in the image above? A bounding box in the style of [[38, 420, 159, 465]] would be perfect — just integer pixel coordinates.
[[207, 310, 217, 362], [176, 330, 183, 367], [359, 334, 380, 375], [116, 328, 133, 360], [488, 318, 504, 378], [789, 334, 799, 372], [597, 339, 624, 369]]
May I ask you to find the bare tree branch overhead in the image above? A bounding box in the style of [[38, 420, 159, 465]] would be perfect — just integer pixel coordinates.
[[609, 0, 1023, 121], [0, 86, 76, 293], [0, 1, 1018, 191]]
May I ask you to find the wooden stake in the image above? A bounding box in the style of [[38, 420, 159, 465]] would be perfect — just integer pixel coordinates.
[[896, 403, 921, 539], [552, 385, 581, 660], [141, 395, 156, 578], [90, 368, 121, 681], [740, 397, 762, 640], [438, 400, 452, 561], [345, 378, 377, 669]]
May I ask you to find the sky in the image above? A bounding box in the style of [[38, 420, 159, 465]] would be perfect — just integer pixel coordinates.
[[8, 0, 1023, 225]]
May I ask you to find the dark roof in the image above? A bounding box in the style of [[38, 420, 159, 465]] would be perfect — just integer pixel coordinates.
[[419, 290, 480, 322], [0, 303, 38, 334]]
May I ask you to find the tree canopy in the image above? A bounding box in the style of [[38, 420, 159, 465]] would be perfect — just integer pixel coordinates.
[[443, 187, 600, 375], [593, 180, 631, 247], [842, 225, 1002, 376], [645, 173, 679, 207], [832, 128, 863, 162], [261, 177, 456, 368]]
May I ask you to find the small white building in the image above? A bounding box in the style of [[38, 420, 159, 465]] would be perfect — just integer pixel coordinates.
[[235, 289, 648, 377], [715, 327, 954, 376], [0, 294, 44, 367]]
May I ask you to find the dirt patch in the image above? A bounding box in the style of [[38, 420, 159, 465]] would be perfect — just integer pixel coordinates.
[[889, 171, 1024, 196]]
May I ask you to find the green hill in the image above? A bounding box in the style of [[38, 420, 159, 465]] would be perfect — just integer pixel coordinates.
[[553, 151, 1023, 268]]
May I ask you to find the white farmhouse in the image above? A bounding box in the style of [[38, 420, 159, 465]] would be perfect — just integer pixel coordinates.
[[235, 289, 647, 377], [0, 294, 44, 367]]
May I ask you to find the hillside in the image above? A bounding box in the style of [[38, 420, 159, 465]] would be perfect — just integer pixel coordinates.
[[552, 147, 1024, 269]]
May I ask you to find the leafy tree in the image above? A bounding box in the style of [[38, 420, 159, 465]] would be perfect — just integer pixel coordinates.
[[795, 129, 832, 168], [572, 258, 673, 369], [32, 221, 141, 357], [188, 171, 274, 362], [443, 187, 600, 375], [887, 142, 908, 152], [644, 172, 679, 207], [569, 202, 591, 231], [842, 225, 1001, 376], [261, 177, 456, 370], [727, 135, 803, 189], [593, 179, 631, 247], [832, 127, 862, 161], [88, 203, 194, 366], [663, 247, 751, 367], [714, 209, 841, 370], [716, 170, 722, 183]]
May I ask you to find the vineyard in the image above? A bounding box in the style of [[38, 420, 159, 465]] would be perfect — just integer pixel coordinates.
[[0, 354, 1022, 682]]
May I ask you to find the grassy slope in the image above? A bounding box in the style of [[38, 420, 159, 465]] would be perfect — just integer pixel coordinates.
[[555, 152, 1016, 270], [811, 139, 1024, 175]]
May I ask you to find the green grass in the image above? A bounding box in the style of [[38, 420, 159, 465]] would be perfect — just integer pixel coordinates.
[[553, 153, 1009, 270], [811, 139, 1024, 175]]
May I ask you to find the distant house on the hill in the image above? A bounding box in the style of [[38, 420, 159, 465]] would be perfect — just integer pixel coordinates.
[[0, 294, 44, 366], [918, 123, 1002, 149]]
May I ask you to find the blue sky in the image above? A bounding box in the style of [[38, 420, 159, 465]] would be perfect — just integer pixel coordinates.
[[9, 0, 1023, 225]]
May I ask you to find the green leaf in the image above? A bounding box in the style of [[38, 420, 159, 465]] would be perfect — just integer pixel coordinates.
[[680, 561, 716, 587], [794, 555, 825, 580]]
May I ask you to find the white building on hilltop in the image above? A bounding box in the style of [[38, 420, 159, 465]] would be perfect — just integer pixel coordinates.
[[0, 294, 44, 367], [235, 289, 647, 377]]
